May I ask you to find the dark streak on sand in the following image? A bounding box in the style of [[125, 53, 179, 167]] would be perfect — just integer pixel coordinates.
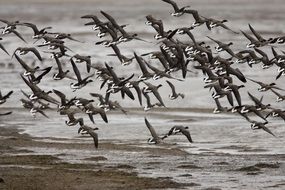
[[236, 162, 280, 175], [177, 164, 202, 169]]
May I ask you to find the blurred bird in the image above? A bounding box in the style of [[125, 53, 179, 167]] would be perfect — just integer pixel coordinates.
[[166, 80, 184, 100], [144, 117, 163, 144], [0, 90, 13, 104], [162, 125, 193, 143], [78, 123, 99, 149]]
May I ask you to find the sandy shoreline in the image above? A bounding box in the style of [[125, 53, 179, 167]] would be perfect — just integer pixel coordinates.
[[1, 115, 285, 190], [0, 126, 190, 190]]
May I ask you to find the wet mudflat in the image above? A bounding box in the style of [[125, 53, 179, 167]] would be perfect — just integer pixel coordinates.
[[0, 0, 285, 189], [0, 109, 285, 190]]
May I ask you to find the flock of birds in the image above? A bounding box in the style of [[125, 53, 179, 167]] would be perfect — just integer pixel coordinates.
[[0, 0, 285, 148]]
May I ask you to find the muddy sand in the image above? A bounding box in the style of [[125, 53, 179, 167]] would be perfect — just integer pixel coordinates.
[[0, 125, 190, 190], [1, 109, 285, 190]]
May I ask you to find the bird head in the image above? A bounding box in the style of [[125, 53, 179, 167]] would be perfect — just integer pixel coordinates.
[[177, 29, 185, 34], [250, 123, 256, 129]]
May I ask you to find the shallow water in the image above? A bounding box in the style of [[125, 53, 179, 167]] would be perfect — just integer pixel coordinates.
[[1, 108, 285, 189], [1, 0, 285, 189]]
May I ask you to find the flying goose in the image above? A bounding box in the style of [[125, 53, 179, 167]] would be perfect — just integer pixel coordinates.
[[72, 54, 91, 73], [70, 58, 94, 90], [166, 80, 184, 100], [143, 82, 165, 107], [13, 47, 42, 61], [0, 90, 13, 104], [247, 78, 285, 92], [245, 118, 276, 137], [144, 117, 163, 144], [270, 89, 285, 102], [59, 108, 84, 126], [162, 125, 193, 143], [20, 75, 59, 105], [78, 123, 99, 149], [22, 22, 52, 39]]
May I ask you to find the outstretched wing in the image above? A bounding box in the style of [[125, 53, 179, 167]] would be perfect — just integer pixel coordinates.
[[144, 117, 160, 140]]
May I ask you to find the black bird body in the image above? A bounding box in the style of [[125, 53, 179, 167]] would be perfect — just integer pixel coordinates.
[[144, 117, 162, 144], [73, 54, 91, 73], [204, 81, 234, 106], [207, 36, 237, 58], [162, 0, 190, 17], [143, 82, 165, 107], [21, 75, 59, 105], [125, 80, 143, 106], [240, 104, 267, 121], [163, 125, 193, 143], [205, 17, 238, 34], [246, 118, 276, 137], [29, 66, 52, 84], [59, 108, 84, 126], [224, 83, 244, 106], [53, 89, 75, 111], [20, 98, 49, 118], [100, 11, 142, 43], [247, 92, 271, 110], [166, 80, 184, 100], [254, 48, 274, 69], [84, 103, 108, 123], [0, 20, 27, 43], [248, 78, 284, 92], [142, 90, 162, 111], [109, 44, 133, 65], [134, 52, 154, 80], [270, 89, 285, 102], [236, 49, 261, 67], [52, 53, 70, 80], [13, 47, 42, 61], [248, 24, 268, 43], [106, 100, 127, 114], [0, 90, 13, 104], [177, 27, 196, 44], [90, 92, 108, 107], [53, 32, 82, 42], [70, 59, 94, 90], [78, 123, 99, 149], [81, 14, 108, 31], [213, 98, 228, 113], [22, 22, 52, 39], [241, 30, 269, 48], [266, 108, 285, 122], [0, 111, 12, 116]]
